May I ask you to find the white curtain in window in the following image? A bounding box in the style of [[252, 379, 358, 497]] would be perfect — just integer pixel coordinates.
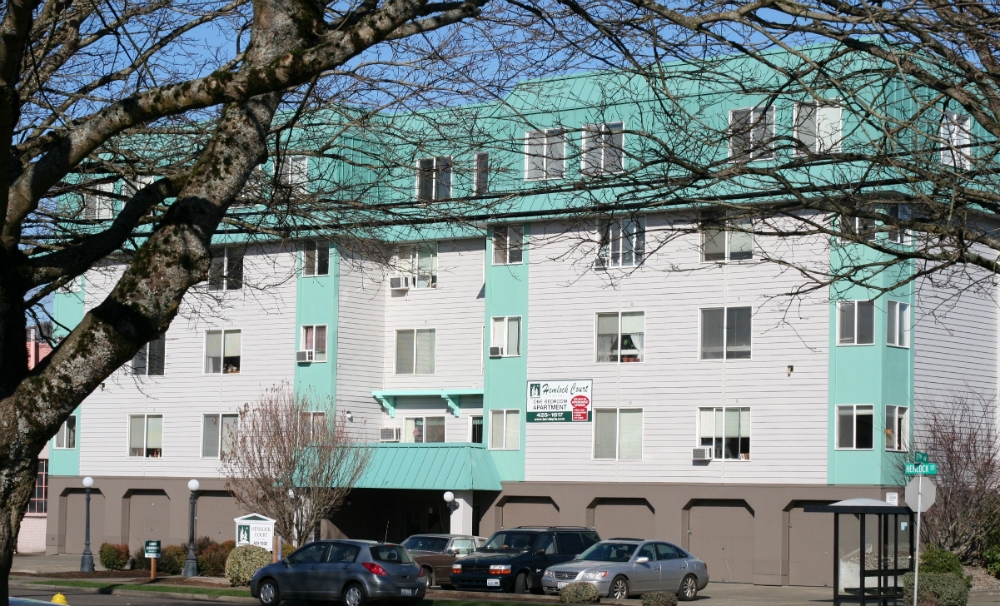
[[699, 409, 715, 439], [415, 329, 435, 374], [594, 409, 617, 459], [146, 416, 163, 450], [205, 331, 222, 373], [504, 410, 520, 450], [506, 318, 520, 356], [618, 409, 643, 459], [490, 410, 505, 449], [203, 414, 220, 457], [597, 313, 618, 362], [491, 318, 505, 349], [396, 330, 414, 374], [129, 416, 145, 455], [224, 330, 241, 372], [739, 408, 751, 436], [405, 418, 422, 443], [621, 312, 644, 362]]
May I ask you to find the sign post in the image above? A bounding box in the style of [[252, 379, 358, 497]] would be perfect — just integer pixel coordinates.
[[144, 540, 161, 580], [905, 458, 938, 606]]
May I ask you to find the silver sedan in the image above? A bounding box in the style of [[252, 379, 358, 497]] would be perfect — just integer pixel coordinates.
[[542, 539, 709, 601]]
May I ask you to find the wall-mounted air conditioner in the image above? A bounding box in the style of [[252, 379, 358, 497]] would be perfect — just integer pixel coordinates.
[[380, 427, 402, 442], [488, 346, 503, 357], [692, 447, 714, 461], [296, 350, 314, 363], [389, 276, 411, 291]]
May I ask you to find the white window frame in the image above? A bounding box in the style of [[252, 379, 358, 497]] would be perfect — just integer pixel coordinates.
[[474, 153, 490, 196], [403, 416, 447, 443], [397, 243, 438, 289], [470, 415, 484, 444], [700, 212, 754, 262], [82, 182, 115, 221], [301, 240, 330, 276], [581, 122, 625, 176], [699, 307, 753, 360], [595, 218, 645, 269], [200, 413, 239, 459], [794, 100, 842, 154], [490, 316, 521, 357], [729, 107, 774, 162], [489, 409, 520, 450], [127, 413, 164, 458], [394, 328, 436, 375], [300, 325, 328, 362], [204, 329, 242, 374], [595, 311, 645, 364], [592, 408, 643, 460], [54, 415, 77, 450], [416, 156, 453, 200], [886, 301, 910, 348], [836, 404, 875, 450], [277, 155, 308, 186], [886, 406, 909, 452], [299, 411, 327, 441], [492, 225, 523, 265], [524, 129, 566, 181], [697, 407, 751, 461], [941, 112, 971, 169], [208, 247, 244, 291], [837, 300, 875, 346], [130, 334, 166, 376]]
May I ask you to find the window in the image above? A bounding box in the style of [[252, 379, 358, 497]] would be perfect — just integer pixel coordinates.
[[594, 408, 643, 460], [700, 307, 752, 359], [128, 414, 163, 457], [277, 155, 308, 186], [123, 174, 157, 198], [491, 316, 521, 357], [302, 240, 330, 276], [729, 107, 774, 161], [471, 416, 484, 443], [27, 460, 47, 514], [596, 218, 644, 268], [596, 312, 644, 363], [701, 211, 753, 262], [887, 301, 910, 348], [492, 225, 523, 265], [837, 405, 874, 449], [299, 411, 327, 441], [699, 407, 751, 460], [208, 248, 244, 291], [474, 153, 490, 196], [883, 203, 910, 245], [886, 406, 909, 452], [202, 413, 238, 458], [941, 112, 971, 169], [131, 334, 165, 376], [301, 325, 328, 362], [405, 417, 446, 443], [582, 122, 625, 176], [525, 129, 566, 180], [397, 243, 438, 288], [395, 329, 435, 374], [205, 329, 241, 374], [54, 415, 76, 449], [838, 301, 875, 345], [82, 182, 115, 220], [489, 409, 520, 450], [839, 210, 877, 243], [416, 157, 452, 201], [794, 101, 842, 154]]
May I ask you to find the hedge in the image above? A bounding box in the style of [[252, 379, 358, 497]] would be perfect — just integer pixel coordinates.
[[225, 545, 272, 586], [641, 592, 678, 606], [559, 582, 601, 604], [902, 571, 969, 606], [98, 543, 129, 571]]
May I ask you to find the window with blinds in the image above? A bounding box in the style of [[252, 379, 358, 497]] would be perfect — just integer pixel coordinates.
[[596, 312, 644, 363], [700, 307, 751, 360], [395, 329, 435, 374], [202, 413, 238, 458], [131, 334, 166, 376], [794, 101, 842, 154], [205, 329, 241, 374], [128, 414, 163, 458], [489, 409, 520, 450], [699, 407, 750, 460], [594, 408, 643, 460], [491, 316, 521, 357]]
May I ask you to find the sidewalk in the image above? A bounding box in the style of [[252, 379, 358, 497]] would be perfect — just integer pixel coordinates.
[[11, 554, 106, 575]]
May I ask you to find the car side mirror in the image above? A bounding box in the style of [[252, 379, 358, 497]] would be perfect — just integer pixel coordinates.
[[282, 558, 290, 567], [635, 556, 649, 564], [534, 549, 546, 556]]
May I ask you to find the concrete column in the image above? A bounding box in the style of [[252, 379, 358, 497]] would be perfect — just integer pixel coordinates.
[[449, 491, 473, 535]]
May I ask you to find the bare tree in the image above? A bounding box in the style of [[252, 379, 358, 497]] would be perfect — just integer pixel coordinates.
[[222, 384, 372, 548]]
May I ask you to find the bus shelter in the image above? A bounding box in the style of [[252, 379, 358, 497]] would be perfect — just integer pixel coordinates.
[[804, 498, 914, 606]]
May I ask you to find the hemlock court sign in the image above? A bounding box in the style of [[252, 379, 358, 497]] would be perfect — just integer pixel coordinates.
[[235, 514, 276, 551], [527, 380, 593, 422]]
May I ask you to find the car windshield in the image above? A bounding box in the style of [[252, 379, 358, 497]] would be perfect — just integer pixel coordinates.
[[402, 536, 450, 552], [578, 542, 639, 562], [482, 532, 537, 552], [369, 545, 413, 564]]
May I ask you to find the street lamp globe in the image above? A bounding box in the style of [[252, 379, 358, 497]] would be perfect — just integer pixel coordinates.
[[82, 477, 94, 488], [188, 479, 200, 492], [443, 491, 455, 503]]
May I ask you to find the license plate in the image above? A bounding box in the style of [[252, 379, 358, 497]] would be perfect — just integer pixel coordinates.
[[557, 582, 568, 589], [400, 589, 414, 596], [487, 578, 500, 587]]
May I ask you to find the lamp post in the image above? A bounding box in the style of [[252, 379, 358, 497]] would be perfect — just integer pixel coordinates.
[[80, 477, 94, 572], [183, 479, 200, 577]]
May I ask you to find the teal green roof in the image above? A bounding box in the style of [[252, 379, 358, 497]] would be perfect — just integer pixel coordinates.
[[356, 443, 502, 491]]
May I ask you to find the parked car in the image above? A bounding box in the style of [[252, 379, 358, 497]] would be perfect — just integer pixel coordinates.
[[401, 533, 485, 587], [540, 538, 709, 601], [449, 526, 601, 593], [250, 540, 427, 606]]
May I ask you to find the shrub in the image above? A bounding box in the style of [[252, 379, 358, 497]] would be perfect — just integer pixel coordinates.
[[559, 582, 601, 604], [984, 545, 1000, 578], [98, 543, 129, 571], [922, 547, 965, 576], [198, 541, 236, 577], [281, 542, 295, 558], [226, 545, 272, 586], [641, 592, 678, 606], [903, 572, 969, 606]]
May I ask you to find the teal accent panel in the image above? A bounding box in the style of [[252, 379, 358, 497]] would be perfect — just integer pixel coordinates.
[[51, 279, 84, 475], [356, 443, 503, 491], [294, 243, 340, 408], [49, 407, 81, 476], [828, 243, 914, 485], [484, 225, 529, 481]]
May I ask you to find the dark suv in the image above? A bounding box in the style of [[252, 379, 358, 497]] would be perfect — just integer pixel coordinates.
[[449, 527, 601, 593]]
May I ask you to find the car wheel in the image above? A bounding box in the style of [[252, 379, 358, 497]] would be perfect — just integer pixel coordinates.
[[679, 574, 698, 601], [342, 583, 367, 606], [608, 575, 629, 600], [423, 566, 435, 588], [258, 579, 280, 606], [513, 571, 530, 594]]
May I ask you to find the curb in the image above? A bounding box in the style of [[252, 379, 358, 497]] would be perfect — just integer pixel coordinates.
[[9, 581, 257, 604]]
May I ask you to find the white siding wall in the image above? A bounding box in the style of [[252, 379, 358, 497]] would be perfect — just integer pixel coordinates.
[[524, 214, 831, 485], [78, 243, 298, 478]]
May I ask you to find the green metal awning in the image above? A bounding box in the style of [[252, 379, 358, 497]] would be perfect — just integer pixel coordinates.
[[355, 443, 502, 491]]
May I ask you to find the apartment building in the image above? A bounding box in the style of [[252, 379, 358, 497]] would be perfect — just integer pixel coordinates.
[[42, 46, 994, 588]]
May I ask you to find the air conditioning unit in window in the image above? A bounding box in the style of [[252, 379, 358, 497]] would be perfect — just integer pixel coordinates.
[[692, 447, 714, 461], [389, 276, 410, 291], [296, 350, 314, 363], [488, 346, 503, 357], [380, 427, 402, 442]]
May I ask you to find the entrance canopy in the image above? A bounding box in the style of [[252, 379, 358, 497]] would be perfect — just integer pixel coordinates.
[[355, 443, 502, 491]]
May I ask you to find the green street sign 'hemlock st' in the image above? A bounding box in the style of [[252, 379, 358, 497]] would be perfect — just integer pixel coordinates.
[[905, 463, 938, 475], [527, 380, 593, 422]]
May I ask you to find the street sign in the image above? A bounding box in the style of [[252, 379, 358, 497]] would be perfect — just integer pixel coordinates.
[[905, 463, 938, 475], [886, 492, 899, 506], [144, 540, 161, 559], [915, 451, 929, 464], [905, 477, 937, 512]]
